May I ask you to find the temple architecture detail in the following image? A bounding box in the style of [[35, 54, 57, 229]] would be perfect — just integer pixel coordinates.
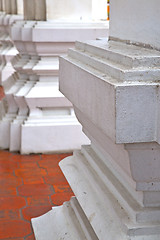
[[32, 0, 160, 239], [0, 0, 108, 154], [0, 0, 23, 149]]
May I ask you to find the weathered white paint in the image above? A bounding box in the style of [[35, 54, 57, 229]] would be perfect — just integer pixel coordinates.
[[110, 0, 160, 50], [7, 20, 108, 153], [0, 10, 22, 150], [46, 0, 107, 21], [46, 0, 92, 21], [17, 0, 23, 15], [32, 0, 160, 239], [92, 0, 107, 20], [59, 39, 160, 144], [21, 120, 89, 154], [32, 197, 99, 240]]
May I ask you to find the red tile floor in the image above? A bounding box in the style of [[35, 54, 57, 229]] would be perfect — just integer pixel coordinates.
[[0, 79, 74, 239], [0, 86, 4, 100], [0, 150, 74, 239]]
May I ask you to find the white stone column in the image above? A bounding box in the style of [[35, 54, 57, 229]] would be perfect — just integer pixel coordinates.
[[23, 0, 35, 20], [32, 0, 160, 239], [3, 0, 11, 14], [5, 0, 108, 154], [11, 0, 18, 14], [0, 0, 2, 11], [0, 0, 23, 87], [0, 0, 23, 148], [23, 0, 46, 21], [92, 0, 107, 20], [17, 0, 23, 15], [46, 0, 92, 21], [46, 0, 107, 21], [0, 0, 21, 78]]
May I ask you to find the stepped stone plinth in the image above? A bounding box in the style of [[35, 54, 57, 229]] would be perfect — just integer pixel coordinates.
[[32, 0, 160, 239], [0, 2, 23, 149], [0, 0, 108, 154], [32, 38, 160, 240], [6, 20, 108, 154]]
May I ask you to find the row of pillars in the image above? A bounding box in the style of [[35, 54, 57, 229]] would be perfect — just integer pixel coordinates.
[[0, 0, 17, 14], [23, 0, 46, 21], [0, 0, 46, 20], [0, 0, 110, 22]]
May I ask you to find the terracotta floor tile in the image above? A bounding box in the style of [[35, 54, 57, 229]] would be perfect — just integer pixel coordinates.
[[39, 153, 72, 168], [46, 166, 63, 176], [0, 160, 18, 174], [0, 196, 26, 210], [59, 153, 73, 160], [25, 233, 36, 240], [0, 174, 22, 187], [11, 154, 41, 162], [0, 151, 12, 159], [15, 168, 47, 179], [23, 176, 44, 185], [18, 183, 54, 196], [44, 174, 68, 185], [0, 150, 73, 239], [0, 209, 20, 220], [15, 162, 46, 184], [0, 86, 4, 100], [18, 162, 38, 169], [0, 186, 17, 196], [22, 205, 52, 221], [38, 158, 61, 169], [27, 196, 51, 206], [51, 193, 74, 206], [53, 184, 73, 193], [41, 154, 61, 161], [0, 220, 31, 239], [4, 238, 24, 240]]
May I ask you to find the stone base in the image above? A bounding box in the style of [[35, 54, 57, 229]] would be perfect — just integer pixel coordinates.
[[10, 115, 27, 151], [20, 116, 90, 154], [0, 77, 90, 153], [32, 197, 98, 240], [3, 20, 108, 154], [61, 146, 160, 240], [1, 62, 15, 86], [0, 113, 89, 153], [0, 98, 7, 119], [32, 145, 160, 240], [0, 113, 16, 149]]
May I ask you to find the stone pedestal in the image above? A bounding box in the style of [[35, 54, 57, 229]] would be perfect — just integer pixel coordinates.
[[0, 1, 23, 149], [0, 0, 108, 153], [46, 0, 107, 21], [3, 19, 108, 154], [0, 0, 23, 86], [0, 12, 22, 86], [32, 0, 160, 239]]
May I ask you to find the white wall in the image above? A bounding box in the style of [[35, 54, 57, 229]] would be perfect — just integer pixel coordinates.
[[109, 0, 160, 50], [46, 0, 92, 21], [92, 0, 107, 20], [17, 0, 23, 14]]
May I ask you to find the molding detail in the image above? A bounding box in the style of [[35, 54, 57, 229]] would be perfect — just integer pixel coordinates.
[[1, 20, 108, 153]]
